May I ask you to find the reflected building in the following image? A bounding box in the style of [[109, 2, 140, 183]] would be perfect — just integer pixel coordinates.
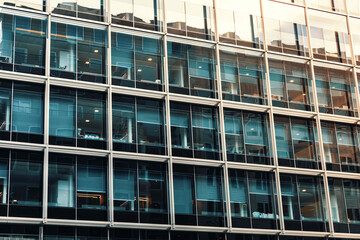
[[0, 0, 359, 239]]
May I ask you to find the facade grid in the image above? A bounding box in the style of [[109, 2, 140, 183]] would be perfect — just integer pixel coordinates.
[[1, 0, 360, 239]]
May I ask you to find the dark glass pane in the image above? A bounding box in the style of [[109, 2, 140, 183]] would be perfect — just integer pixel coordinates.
[[77, 156, 107, 221], [9, 150, 43, 218], [48, 153, 75, 219]]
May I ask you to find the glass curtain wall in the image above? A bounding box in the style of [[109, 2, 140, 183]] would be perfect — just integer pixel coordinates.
[[111, 0, 161, 31], [314, 66, 356, 117], [170, 102, 221, 160], [167, 41, 217, 98], [0, 13, 46, 75], [216, 0, 263, 48], [306, 0, 346, 12], [112, 32, 163, 91], [173, 164, 225, 227], [263, 1, 309, 56], [349, 18, 360, 66], [48, 153, 107, 221], [0, 80, 44, 144], [113, 159, 168, 224], [274, 116, 319, 169], [51, 0, 104, 21], [308, 9, 351, 64], [112, 94, 166, 155], [220, 50, 266, 105], [0, 149, 43, 218], [224, 109, 272, 165], [268, 57, 313, 111], [328, 178, 360, 233], [281, 174, 327, 232], [166, 0, 214, 40], [321, 121, 360, 173], [50, 22, 107, 83], [49, 87, 106, 149], [229, 169, 278, 229]]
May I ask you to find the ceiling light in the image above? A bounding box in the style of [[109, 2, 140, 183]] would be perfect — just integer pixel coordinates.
[[85, 120, 90, 123], [85, 61, 90, 65], [302, 189, 307, 192], [289, 79, 294, 83], [137, 69, 142, 72], [296, 133, 300, 136], [147, 57, 153, 61], [250, 128, 254, 131], [94, 109, 99, 113], [94, 49, 99, 53], [246, 73, 250, 76], [198, 66, 202, 69]]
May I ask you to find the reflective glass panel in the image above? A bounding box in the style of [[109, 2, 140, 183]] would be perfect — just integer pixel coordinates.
[[51, 0, 104, 21], [220, 50, 266, 105], [269, 57, 312, 110], [216, 0, 263, 48], [264, 1, 308, 56], [167, 42, 217, 98], [314, 66, 356, 117], [308, 10, 351, 63], [112, 33, 163, 91], [51, 22, 107, 83], [166, 0, 214, 40]]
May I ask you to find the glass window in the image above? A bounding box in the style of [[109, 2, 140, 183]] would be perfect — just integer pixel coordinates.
[[281, 174, 327, 231], [44, 226, 75, 240], [328, 178, 360, 233], [307, 0, 346, 13], [111, 32, 163, 91], [0, 14, 46, 75], [112, 94, 166, 155], [269, 57, 313, 111], [170, 102, 221, 160], [49, 87, 107, 149], [308, 10, 351, 63], [111, 0, 161, 31], [0, 224, 39, 239], [173, 164, 225, 227], [321, 122, 360, 173], [216, 0, 263, 48], [166, 0, 214, 40], [0, 150, 43, 219], [0, 80, 44, 144], [224, 109, 272, 165], [264, 1, 309, 56], [220, 50, 266, 105], [48, 153, 107, 221], [168, 42, 217, 98], [111, 229, 168, 240], [229, 169, 278, 229], [275, 116, 319, 169], [347, 0, 360, 16], [314, 66, 356, 116], [50, 22, 107, 83], [113, 159, 168, 224], [51, 0, 105, 21], [349, 18, 360, 66]]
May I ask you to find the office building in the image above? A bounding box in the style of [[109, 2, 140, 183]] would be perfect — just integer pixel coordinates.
[[0, 0, 359, 239]]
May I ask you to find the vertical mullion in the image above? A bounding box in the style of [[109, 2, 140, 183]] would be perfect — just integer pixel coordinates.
[[162, 0, 175, 227], [107, 12, 114, 223], [259, 0, 285, 232], [42, 13, 52, 223], [213, 0, 232, 230], [304, 0, 335, 233], [345, 4, 360, 118]]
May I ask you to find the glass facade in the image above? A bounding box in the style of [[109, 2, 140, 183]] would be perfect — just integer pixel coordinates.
[[2, 0, 360, 239]]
